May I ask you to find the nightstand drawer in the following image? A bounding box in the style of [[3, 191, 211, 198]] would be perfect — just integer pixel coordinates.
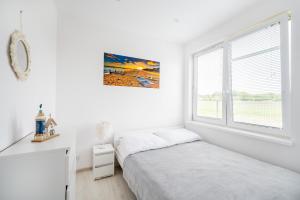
[[94, 152, 114, 166], [93, 164, 114, 179]]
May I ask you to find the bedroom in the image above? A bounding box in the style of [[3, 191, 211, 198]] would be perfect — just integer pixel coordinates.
[[0, 0, 300, 199]]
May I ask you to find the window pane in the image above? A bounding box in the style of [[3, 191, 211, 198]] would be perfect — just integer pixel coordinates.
[[196, 48, 223, 119], [232, 23, 280, 59], [231, 26, 282, 128]]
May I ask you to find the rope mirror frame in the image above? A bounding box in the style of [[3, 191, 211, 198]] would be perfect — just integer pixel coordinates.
[[9, 30, 31, 81]]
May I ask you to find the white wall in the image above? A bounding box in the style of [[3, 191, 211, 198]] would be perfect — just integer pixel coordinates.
[[57, 16, 184, 169], [184, 0, 300, 173], [0, 0, 57, 151]]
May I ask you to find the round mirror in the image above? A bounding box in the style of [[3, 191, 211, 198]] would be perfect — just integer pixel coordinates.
[[9, 31, 31, 81], [16, 41, 28, 72]]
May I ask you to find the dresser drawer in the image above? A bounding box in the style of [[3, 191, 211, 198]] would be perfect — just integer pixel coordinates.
[[94, 152, 114, 166], [93, 164, 114, 179]]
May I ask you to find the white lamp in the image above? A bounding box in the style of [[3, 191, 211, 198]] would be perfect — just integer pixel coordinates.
[[96, 121, 113, 144]]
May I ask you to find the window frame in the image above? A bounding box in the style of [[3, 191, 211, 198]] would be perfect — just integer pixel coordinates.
[[192, 13, 291, 137]]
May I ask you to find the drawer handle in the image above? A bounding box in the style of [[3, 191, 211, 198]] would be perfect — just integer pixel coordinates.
[[95, 151, 113, 156], [95, 163, 113, 168]]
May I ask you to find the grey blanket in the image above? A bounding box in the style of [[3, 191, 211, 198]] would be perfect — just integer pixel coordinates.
[[123, 141, 300, 200]]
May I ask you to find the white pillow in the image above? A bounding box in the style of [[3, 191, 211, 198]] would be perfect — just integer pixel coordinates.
[[114, 128, 160, 147], [117, 133, 168, 165], [154, 128, 201, 146]]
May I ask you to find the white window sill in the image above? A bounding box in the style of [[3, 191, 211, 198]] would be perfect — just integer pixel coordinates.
[[186, 120, 293, 146]]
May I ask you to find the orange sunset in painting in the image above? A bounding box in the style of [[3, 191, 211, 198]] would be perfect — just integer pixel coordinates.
[[103, 53, 160, 88]]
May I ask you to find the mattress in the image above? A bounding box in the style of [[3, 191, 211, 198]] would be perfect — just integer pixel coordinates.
[[122, 141, 300, 200]]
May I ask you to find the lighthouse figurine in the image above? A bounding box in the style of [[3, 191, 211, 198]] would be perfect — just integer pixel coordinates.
[[35, 104, 46, 134], [32, 104, 60, 142]]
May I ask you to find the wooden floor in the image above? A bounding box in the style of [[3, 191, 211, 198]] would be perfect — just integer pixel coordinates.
[[76, 167, 136, 200]]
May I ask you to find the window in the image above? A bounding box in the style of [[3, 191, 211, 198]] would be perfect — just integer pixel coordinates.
[[230, 22, 282, 128], [193, 14, 291, 136], [194, 47, 223, 120]]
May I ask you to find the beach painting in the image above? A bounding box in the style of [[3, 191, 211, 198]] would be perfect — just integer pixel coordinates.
[[103, 53, 160, 88]]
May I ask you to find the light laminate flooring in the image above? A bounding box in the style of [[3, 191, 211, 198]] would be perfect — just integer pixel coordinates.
[[76, 167, 136, 200]]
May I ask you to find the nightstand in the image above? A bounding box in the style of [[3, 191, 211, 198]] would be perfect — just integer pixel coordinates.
[[93, 144, 115, 180]]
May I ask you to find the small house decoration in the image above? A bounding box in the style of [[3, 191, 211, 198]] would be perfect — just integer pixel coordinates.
[[32, 105, 59, 142], [45, 114, 57, 136]]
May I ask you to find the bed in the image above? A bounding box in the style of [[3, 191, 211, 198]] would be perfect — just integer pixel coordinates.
[[114, 128, 300, 200]]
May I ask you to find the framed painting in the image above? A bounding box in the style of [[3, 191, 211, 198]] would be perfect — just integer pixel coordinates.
[[104, 53, 160, 88]]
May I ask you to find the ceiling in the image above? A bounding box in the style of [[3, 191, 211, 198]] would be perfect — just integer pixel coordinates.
[[55, 0, 267, 44]]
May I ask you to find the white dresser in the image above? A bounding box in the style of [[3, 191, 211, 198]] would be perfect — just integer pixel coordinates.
[[93, 144, 114, 180], [0, 132, 76, 200]]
